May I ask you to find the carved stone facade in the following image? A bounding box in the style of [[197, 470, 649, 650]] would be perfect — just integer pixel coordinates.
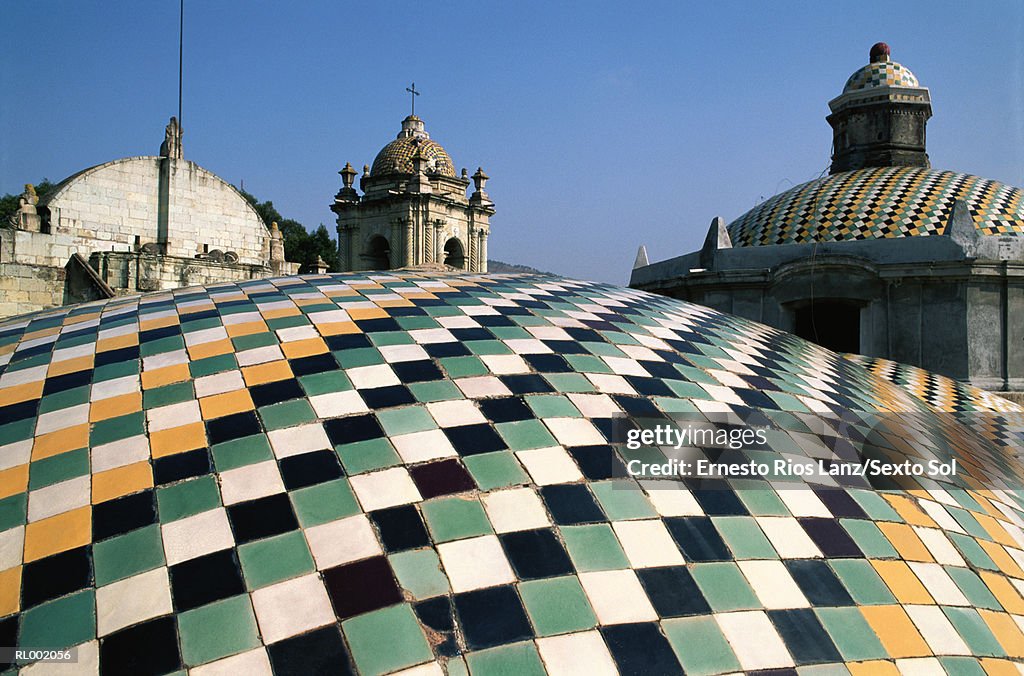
[[332, 116, 494, 273]]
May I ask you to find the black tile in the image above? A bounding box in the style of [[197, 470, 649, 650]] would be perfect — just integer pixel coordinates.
[[0, 615, 16, 670], [392, 360, 445, 383], [798, 517, 862, 557], [812, 488, 868, 519], [768, 608, 842, 664], [359, 385, 415, 409], [567, 445, 627, 480], [153, 448, 211, 485], [454, 585, 532, 650], [499, 529, 573, 579], [478, 396, 533, 423], [409, 459, 477, 499], [539, 484, 606, 525], [414, 597, 460, 657], [322, 556, 403, 620], [476, 315, 516, 328], [169, 549, 245, 612], [279, 450, 343, 490], [0, 398, 40, 424], [249, 379, 305, 408], [664, 517, 730, 561], [370, 505, 430, 552], [443, 424, 508, 456], [425, 342, 471, 358], [623, 376, 675, 397], [324, 413, 385, 446], [687, 480, 750, 516], [612, 395, 662, 417], [289, 353, 341, 377], [139, 325, 181, 342], [523, 354, 572, 373], [93, 490, 156, 541], [638, 360, 685, 380], [735, 388, 779, 409], [21, 546, 92, 609], [99, 615, 182, 676], [784, 560, 855, 606], [541, 339, 589, 355], [601, 623, 682, 676], [227, 493, 299, 544], [267, 626, 355, 676], [452, 329, 494, 342], [325, 333, 372, 351], [500, 374, 555, 395], [93, 345, 140, 367], [355, 318, 402, 333], [41, 369, 92, 396], [636, 566, 712, 617], [205, 410, 262, 445]]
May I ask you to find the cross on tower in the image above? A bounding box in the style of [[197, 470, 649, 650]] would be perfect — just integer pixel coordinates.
[[405, 82, 420, 116]]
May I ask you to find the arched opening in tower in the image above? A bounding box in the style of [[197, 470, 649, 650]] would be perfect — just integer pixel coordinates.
[[794, 300, 861, 354], [443, 238, 466, 269], [365, 236, 391, 270]]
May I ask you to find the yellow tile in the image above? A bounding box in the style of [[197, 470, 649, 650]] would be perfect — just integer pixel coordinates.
[[281, 338, 328, 360], [140, 315, 179, 331], [21, 326, 60, 342], [883, 494, 936, 528], [0, 381, 44, 407], [260, 307, 300, 320], [871, 560, 934, 604], [63, 312, 100, 326], [141, 363, 190, 389], [860, 605, 931, 658], [23, 506, 91, 563], [979, 571, 1024, 614], [92, 462, 153, 504], [95, 333, 139, 352], [979, 610, 1024, 659], [90, 392, 142, 422], [150, 422, 207, 458], [225, 321, 268, 338], [47, 354, 95, 378], [978, 541, 1024, 578], [348, 307, 388, 321], [980, 657, 1023, 675], [975, 513, 1018, 547], [188, 338, 234, 361], [375, 299, 414, 308], [180, 302, 215, 315], [0, 566, 20, 616], [31, 424, 89, 461], [200, 390, 254, 420], [876, 521, 934, 562], [242, 360, 293, 387], [0, 465, 29, 501], [317, 321, 360, 336], [847, 661, 899, 676]]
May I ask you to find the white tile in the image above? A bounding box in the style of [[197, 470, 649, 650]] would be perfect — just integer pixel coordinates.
[[455, 376, 512, 398], [715, 611, 794, 670], [641, 484, 705, 516], [276, 325, 320, 343], [585, 373, 638, 395], [389, 663, 444, 676], [536, 631, 618, 676], [379, 344, 430, 363], [436, 315, 480, 329], [349, 467, 422, 511], [543, 418, 605, 446], [304, 514, 382, 569], [346, 364, 401, 390], [219, 461, 284, 505], [96, 568, 173, 636], [437, 535, 515, 592], [27, 475, 91, 522], [737, 560, 809, 609], [479, 355, 530, 375], [91, 435, 150, 472], [183, 326, 228, 347], [603, 357, 649, 377], [775, 489, 832, 518], [391, 429, 458, 464], [19, 640, 99, 676], [35, 404, 89, 435], [143, 349, 189, 372], [51, 343, 95, 363], [755, 516, 823, 558], [427, 400, 486, 428], [235, 344, 284, 367], [895, 657, 946, 676], [578, 570, 658, 624], [251, 573, 335, 643], [147, 400, 201, 433], [526, 326, 572, 341], [917, 499, 966, 534], [612, 519, 685, 568], [267, 423, 331, 458], [482, 488, 551, 533], [907, 562, 969, 605], [567, 394, 622, 418], [0, 439, 31, 472], [0, 526, 25, 570], [409, 328, 457, 344], [503, 339, 552, 354], [913, 527, 966, 567], [515, 447, 584, 485], [193, 370, 245, 398], [309, 390, 368, 418], [189, 648, 272, 676], [904, 605, 970, 655], [161, 508, 234, 565]]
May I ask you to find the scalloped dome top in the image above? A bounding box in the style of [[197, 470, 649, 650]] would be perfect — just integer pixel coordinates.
[[843, 58, 919, 93], [370, 116, 456, 178]]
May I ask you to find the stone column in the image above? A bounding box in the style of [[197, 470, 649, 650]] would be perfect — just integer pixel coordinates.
[[390, 220, 403, 270], [434, 222, 444, 262], [405, 217, 414, 267], [480, 231, 488, 273]]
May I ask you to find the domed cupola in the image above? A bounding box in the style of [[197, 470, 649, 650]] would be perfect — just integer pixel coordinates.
[[827, 43, 932, 174], [370, 115, 456, 178]]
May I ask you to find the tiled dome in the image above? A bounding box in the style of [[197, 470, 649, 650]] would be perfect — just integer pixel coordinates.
[[728, 167, 1024, 246], [843, 59, 920, 92], [370, 116, 456, 178], [1, 272, 1023, 674]]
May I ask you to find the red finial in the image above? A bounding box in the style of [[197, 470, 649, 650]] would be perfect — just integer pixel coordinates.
[[869, 42, 890, 62]]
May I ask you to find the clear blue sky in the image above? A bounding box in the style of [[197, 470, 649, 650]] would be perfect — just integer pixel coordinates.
[[3, 1, 1022, 283]]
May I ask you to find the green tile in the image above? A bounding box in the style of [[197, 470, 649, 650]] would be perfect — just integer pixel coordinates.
[[937, 657, 986, 676], [945, 566, 1001, 609], [93, 524, 166, 586], [731, 482, 790, 515], [441, 356, 488, 378], [38, 387, 90, 414], [690, 563, 759, 611], [463, 451, 528, 490], [0, 419, 35, 446], [947, 507, 994, 541], [495, 420, 557, 451], [143, 381, 194, 409], [291, 478, 361, 527], [583, 342, 626, 358], [814, 607, 888, 661], [93, 359, 140, 382], [336, 437, 401, 474], [848, 489, 901, 521], [18, 590, 95, 650], [396, 316, 439, 330], [489, 327, 531, 340], [0, 494, 27, 532], [377, 406, 436, 436], [178, 594, 260, 666], [300, 370, 353, 396], [421, 496, 491, 542], [232, 331, 277, 350], [335, 348, 384, 368], [211, 435, 274, 471], [389, 549, 450, 599], [543, 373, 595, 393], [590, 481, 657, 520], [28, 449, 89, 490], [90, 412, 145, 446], [409, 380, 462, 402], [266, 315, 309, 330], [139, 335, 184, 357], [465, 641, 545, 676], [467, 340, 511, 356], [712, 516, 777, 558], [157, 476, 221, 522], [519, 576, 596, 636], [563, 354, 613, 375], [526, 395, 579, 418], [653, 397, 698, 413], [829, 559, 896, 604], [942, 607, 1004, 656], [259, 399, 316, 430], [663, 616, 741, 676], [239, 530, 315, 589], [369, 331, 413, 346], [342, 604, 433, 676], [180, 316, 221, 332], [561, 524, 630, 572], [948, 533, 998, 570], [840, 519, 899, 558]]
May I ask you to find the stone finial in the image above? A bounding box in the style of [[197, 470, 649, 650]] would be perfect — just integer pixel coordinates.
[[943, 199, 979, 256], [470, 168, 490, 205], [337, 163, 360, 203], [314, 255, 329, 274], [159, 116, 183, 159], [269, 222, 286, 272], [363, 164, 370, 177], [340, 163, 357, 189], [633, 245, 649, 269], [699, 216, 732, 270], [869, 42, 890, 63], [14, 184, 41, 232], [461, 168, 469, 180]]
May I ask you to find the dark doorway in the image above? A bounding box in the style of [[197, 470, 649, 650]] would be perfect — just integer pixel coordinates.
[[794, 300, 860, 354], [365, 236, 391, 270], [443, 238, 466, 269]]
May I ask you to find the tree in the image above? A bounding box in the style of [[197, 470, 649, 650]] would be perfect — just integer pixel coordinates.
[[236, 187, 338, 272]]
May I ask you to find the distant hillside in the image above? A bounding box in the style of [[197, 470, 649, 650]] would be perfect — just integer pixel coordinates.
[[486, 259, 554, 275]]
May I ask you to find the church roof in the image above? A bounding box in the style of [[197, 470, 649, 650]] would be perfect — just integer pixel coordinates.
[[370, 115, 456, 178], [1, 271, 1023, 673], [842, 58, 919, 92], [728, 166, 1024, 246]]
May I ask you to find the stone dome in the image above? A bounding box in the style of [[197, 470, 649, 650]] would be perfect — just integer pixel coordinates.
[[1, 271, 1023, 674], [370, 116, 456, 178], [843, 59, 920, 93], [728, 166, 1024, 247]]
